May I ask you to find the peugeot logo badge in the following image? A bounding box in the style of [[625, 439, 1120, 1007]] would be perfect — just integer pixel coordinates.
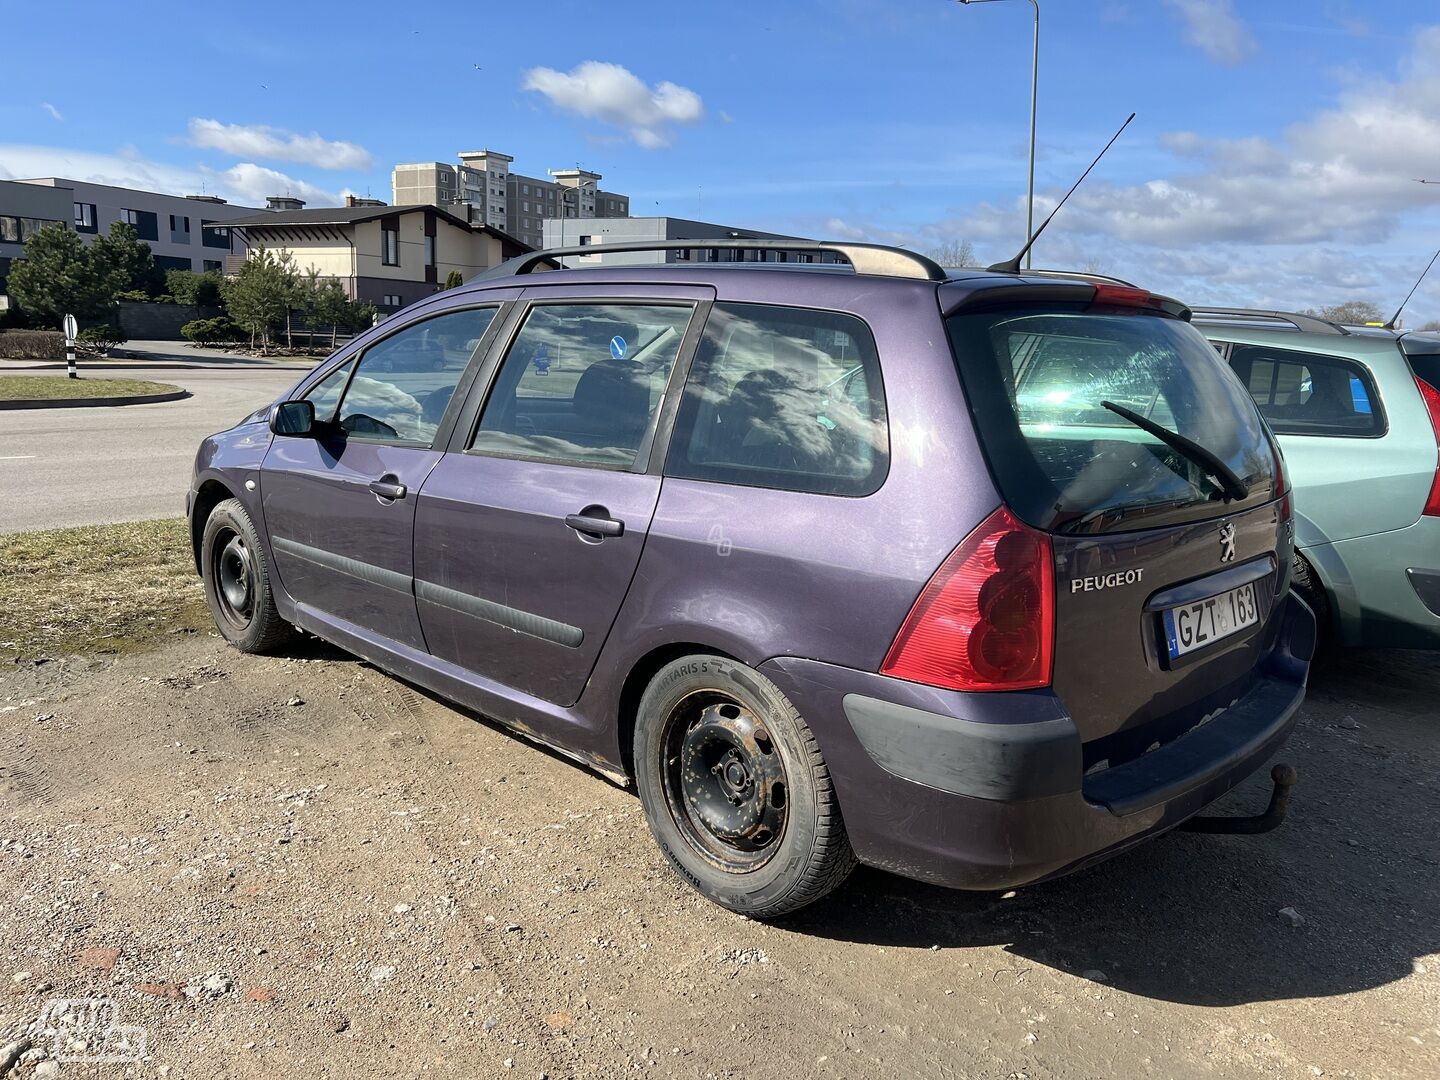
[[1219, 522, 1237, 563]]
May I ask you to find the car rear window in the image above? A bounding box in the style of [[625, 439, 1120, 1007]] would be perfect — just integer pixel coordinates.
[[946, 305, 1279, 534]]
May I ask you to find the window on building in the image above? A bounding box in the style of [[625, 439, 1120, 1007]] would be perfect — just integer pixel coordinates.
[[382, 294, 403, 308], [382, 228, 400, 266], [1227, 343, 1384, 437], [522, 184, 530, 195], [424, 234, 436, 267], [169, 215, 190, 233], [121, 208, 159, 241], [1, 217, 61, 242], [667, 302, 889, 496], [201, 222, 230, 249], [470, 302, 694, 468], [73, 203, 96, 232], [203, 259, 223, 273]]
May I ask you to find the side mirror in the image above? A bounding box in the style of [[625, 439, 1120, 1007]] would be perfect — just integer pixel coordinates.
[[271, 399, 316, 437]]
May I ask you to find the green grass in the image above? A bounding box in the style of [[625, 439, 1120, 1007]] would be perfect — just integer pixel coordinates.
[[0, 519, 208, 661], [0, 375, 181, 401]]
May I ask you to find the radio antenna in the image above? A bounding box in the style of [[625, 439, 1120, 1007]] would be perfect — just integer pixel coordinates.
[[1384, 247, 1440, 330], [988, 111, 1136, 274]]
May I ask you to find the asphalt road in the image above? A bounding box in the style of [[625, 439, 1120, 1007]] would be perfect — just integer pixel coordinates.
[[0, 365, 304, 534]]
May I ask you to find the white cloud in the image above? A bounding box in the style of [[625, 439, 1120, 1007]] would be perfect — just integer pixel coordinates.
[[186, 118, 374, 170], [522, 61, 704, 148], [0, 144, 344, 207], [40, 102, 63, 122], [1163, 0, 1257, 66], [199, 163, 345, 206]]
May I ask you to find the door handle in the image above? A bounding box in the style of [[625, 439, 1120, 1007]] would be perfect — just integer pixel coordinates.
[[565, 512, 624, 539], [369, 476, 407, 500]]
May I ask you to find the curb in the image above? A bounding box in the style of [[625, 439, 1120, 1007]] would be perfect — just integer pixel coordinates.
[[0, 389, 191, 410], [1, 361, 311, 372]]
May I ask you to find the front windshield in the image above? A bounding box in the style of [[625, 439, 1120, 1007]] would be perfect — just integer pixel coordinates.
[[947, 306, 1278, 534]]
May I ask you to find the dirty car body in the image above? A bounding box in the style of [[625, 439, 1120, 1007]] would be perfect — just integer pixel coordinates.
[[188, 242, 1314, 914]]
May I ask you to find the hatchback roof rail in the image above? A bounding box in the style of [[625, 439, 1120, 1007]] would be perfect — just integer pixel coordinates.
[[478, 239, 948, 282], [1025, 268, 1138, 288], [1189, 307, 1351, 336]]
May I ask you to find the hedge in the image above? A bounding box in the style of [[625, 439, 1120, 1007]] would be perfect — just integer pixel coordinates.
[[0, 330, 66, 360]]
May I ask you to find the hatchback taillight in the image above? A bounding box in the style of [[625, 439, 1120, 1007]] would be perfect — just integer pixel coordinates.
[[881, 507, 1055, 692], [1416, 375, 1440, 517]]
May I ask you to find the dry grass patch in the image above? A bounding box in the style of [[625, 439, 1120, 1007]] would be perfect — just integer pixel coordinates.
[[0, 518, 208, 661], [0, 375, 182, 401]]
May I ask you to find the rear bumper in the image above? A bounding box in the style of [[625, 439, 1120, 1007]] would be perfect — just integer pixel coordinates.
[[758, 592, 1314, 891], [1305, 517, 1440, 649]]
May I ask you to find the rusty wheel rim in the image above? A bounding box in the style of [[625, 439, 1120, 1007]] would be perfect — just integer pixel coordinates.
[[661, 691, 788, 872]]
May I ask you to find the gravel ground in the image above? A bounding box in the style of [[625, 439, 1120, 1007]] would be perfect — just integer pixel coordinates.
[[0, 635, 1435, 1079]]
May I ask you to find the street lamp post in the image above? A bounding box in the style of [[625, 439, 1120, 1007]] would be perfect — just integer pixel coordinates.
[[959, 0, 1040, 268]]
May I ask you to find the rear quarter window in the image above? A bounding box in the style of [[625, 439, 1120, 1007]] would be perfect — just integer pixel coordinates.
[[1226, 343, 1385, 437], [666, 302, 888, 496]]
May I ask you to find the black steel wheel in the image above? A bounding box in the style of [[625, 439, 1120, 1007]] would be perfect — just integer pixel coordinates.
[[634, 655, 856, 918], [662, 692, 789, 871], [200, 498, 296, 654]]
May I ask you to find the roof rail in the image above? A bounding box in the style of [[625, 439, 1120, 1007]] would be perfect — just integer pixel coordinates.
[[1188, 307, 1350, 336], [1026, 268, 1138, 288], [477, 239, 948, 282]]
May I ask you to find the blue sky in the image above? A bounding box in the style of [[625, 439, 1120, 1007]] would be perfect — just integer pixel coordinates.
[[6, 0, 1440, 322]]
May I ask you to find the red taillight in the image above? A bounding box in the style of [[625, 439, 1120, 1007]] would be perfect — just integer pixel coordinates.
[[1272, 441, 1291, 521], [881, 507, 1055, 692], [1416, 375, 1440, 517], [1089, 283, 1160, 311]]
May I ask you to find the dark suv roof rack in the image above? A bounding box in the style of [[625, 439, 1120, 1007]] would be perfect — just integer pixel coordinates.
[[479, 239, 948, 282], [1189, 307, 1350, 336]]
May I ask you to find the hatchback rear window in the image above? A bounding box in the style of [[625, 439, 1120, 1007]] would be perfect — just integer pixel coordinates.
[[946, 306, 1278, 534]]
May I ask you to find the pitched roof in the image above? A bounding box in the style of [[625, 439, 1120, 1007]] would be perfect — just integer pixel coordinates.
[[221, 203, 471, 229], [222, 203, 532, 254]]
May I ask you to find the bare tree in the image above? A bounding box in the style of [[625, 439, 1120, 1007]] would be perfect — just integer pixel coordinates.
[[1306, 299, 1384, 325], [1420, 319, 1440, 332], [927, 239, 976, 268]]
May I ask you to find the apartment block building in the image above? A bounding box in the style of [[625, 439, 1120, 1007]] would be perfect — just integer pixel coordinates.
[[393, 149, 629, 251], [11, 178, 262, 274]]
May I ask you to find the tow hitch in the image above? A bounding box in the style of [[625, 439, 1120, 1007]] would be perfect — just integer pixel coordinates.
[[1180, 764, 1297, 835]]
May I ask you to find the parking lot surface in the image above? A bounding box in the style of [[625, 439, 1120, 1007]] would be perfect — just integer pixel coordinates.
[[0, 638, 1435, 1078]]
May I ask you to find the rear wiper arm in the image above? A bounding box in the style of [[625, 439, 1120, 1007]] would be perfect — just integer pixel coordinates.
[[1100, 400, 1250, 501]]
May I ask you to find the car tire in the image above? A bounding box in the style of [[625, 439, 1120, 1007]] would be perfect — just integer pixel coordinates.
[[1291, 553, 1333, 652], [200, 498, 296, 654], [634, 654, 857, 918]]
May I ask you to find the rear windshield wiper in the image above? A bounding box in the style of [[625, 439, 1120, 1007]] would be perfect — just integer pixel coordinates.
[[1100, 400, 1250, 502]]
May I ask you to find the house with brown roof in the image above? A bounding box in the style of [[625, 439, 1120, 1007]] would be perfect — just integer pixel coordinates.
[[221, 199, 530, 312]]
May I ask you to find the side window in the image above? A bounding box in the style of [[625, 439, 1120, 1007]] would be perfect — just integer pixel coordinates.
[[667, 302, 888, 496], [470, 302, 693, 467], [304, 359, 354, 424], [334, 307, 497, 444], [1229, 343, 1383, 437]]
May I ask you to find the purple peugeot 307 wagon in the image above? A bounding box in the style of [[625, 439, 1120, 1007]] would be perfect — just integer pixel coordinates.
[[188, 241, 1314, 917]]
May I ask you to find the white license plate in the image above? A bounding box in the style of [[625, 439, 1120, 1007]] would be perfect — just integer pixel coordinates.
[[1163, 582, 1260, 659]]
